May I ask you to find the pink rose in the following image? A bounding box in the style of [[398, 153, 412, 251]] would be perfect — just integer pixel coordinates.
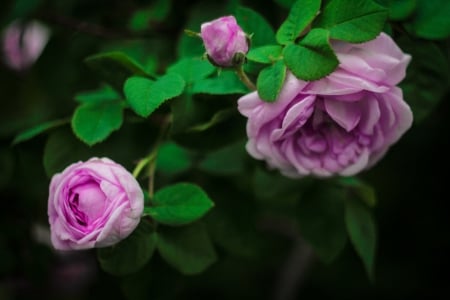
[[200, 15, 248, 67], [48, 158, 144, 250], [2, 20, 50, 71], [238, 33, 413, 177]]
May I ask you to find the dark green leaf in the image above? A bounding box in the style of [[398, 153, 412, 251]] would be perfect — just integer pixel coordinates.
[[276, 0, 321, 44], [128, 0, 171, 31], [4, 0, 42, 24], [97, 221, 157, 276], [71, 101, 124, 146], [192, 70, 248, 95], [124, 74, 185, 117], [157, 222, 217, 275], [274, 0, 297, 9], [315, 0, 388, 43], [257, 60, 287, 102], [188, 108, 235, 132], [12, 118, 69, 145], [283, 28, 338, 81], [156, 142, 192, 175], [167, 58, 215, 84], [235, 6, 276, 47], [74, 86, 120, 104], [247, 45, 283, 64], [84, 52, 149, 92], [297, 184, 347, 263], [338, 177, 377, 207], [377, 0, 417, 21], [345, 198, 377, 281], [198, 140, 247, 175], [147, 183, 214, 226], [410, 0, 450, 39]]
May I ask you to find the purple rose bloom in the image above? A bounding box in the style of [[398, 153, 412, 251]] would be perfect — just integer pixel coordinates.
[[200, 15, 248, 67], [48, 158, 144, 250], [238, 33, 413, 177]]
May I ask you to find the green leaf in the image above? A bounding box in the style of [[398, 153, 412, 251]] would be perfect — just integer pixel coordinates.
[[74, 86, 120, 104], [124, 74, 185, 117], [188, 108, 235, 132], [128, 0, 171, 31], [297, 184, 347, 263], [398, 37, 450, 122], [167, 58, 215, 84], [315, 0, 388, 43], [71, 101, 124, 146], [198, 140, 247, 175], [97, 221, 157, 276], [257, 60, 287, 102], [235, 6, 276, 47], [147, 183, 214, 226], [157, 222, 217, 275], [247, 45, 283, 64], [283, 28, 338, 81], [410, 0, 450, 39], [192, 70, 248, 95], [276, 0, 321, 44], [345, 198, 377, 281], [338, 177, 377, 207], [156, 142, 192, 175], [274, 0, 297, 9], [43, 129, 91, 176], [377, 0, 417, 21], [84, 52, 150, 92], [12, 118, 69, 145]]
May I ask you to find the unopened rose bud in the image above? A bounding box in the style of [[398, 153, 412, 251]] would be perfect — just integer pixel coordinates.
[[2, 20, 50, 71], [200, 16, 249, 67]]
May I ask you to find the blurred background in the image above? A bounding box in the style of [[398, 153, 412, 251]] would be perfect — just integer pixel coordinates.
[[0, 0, 449, 299]]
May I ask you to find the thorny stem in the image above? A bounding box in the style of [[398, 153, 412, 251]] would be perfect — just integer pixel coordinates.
[[235, 66, 256, 91]]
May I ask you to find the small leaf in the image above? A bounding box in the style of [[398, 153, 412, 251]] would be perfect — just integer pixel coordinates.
[[338, 177, 377, 207], [147, 183, 214, 226], [167, 58, 215, 84], [410, 0, 450, 40], [235, 6, 276, 47], [283, 28, 338, 81], [157, 222, 217, 275], [297, 184, 347, 263], [84, 52, 149, 92], [156, 142, 192, 175], [74, 86, 120, 104], [247, 45, 283, 64], [97, 221, 157, 276], [345, 198, 377, 281], [198, 140, 247, 175], [276, 0, 322, 44], [12, 118, 69, 145], [71, 101, 124, 146], [192, 70, 248, 95], [124, 74, 185, 117], [315, 0, 388, 43], [257, 60, 287, 102]]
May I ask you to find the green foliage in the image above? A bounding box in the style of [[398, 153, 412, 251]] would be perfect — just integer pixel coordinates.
[[12, 118, 68, 145], [157, 222, 217, 275], [235, 6, 276, 47], [338, 177, 377, 207], [167, 58, 215, 85], [146, 183, 214, 226], [377, 0, 417, 21], [198, 140, 247, 175], [74, 86, 120, 104], [315, 0, 388, 42], [276, 0, 321, 44], [124, 74, 185, 118], [246, 45, 283, 64], [409, 0, 450, 39], [156, 142, 192, 175], [97, 221, 157, 276], [345, 198, 377, 281], [192, 71, 248, 95], [283, 28, 338, 81], [128, 0, 171, 31], [257, 60, 287, 102], [187, 108, 235, 132], [71, 101, 124, 146]]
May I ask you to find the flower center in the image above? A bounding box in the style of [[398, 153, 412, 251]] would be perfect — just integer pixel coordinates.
[[69, 181, 107, 227]]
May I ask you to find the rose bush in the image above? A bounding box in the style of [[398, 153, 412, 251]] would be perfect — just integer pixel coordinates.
[[48, 158, 144, 250], [200, 15, 248, 67], [238, 33, 413, 177]]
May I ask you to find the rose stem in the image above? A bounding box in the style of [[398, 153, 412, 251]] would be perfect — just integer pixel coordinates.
[[235, 66, 256, 91]]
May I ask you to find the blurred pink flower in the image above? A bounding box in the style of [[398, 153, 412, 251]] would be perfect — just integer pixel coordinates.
[[238, 33, 413, 177]]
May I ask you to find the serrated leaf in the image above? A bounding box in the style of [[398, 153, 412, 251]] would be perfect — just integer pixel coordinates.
[[297, 184, 347, 263], [257, 60, 287, 102], [167, 58, 215, 84], [157, 222, 217, 275], [84, 52, 149, 92], [124, 74, 185, 117], [315, 0, 388, 43], [74, 86, 120, 104], [192, 70, 248, 95], [156, 142, 192, 175], [71, 101, 123, 146], [247, 45, 283, 64], [411, 0, 450, 39], [345, 198, 377, 281], [97, 221, 157, 276], [235, 6, 276, 47], [12, 118, 69, 145], [283, 28, 338, 81], [276, 0, 321, 44], [147, 183, 214, 226]]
